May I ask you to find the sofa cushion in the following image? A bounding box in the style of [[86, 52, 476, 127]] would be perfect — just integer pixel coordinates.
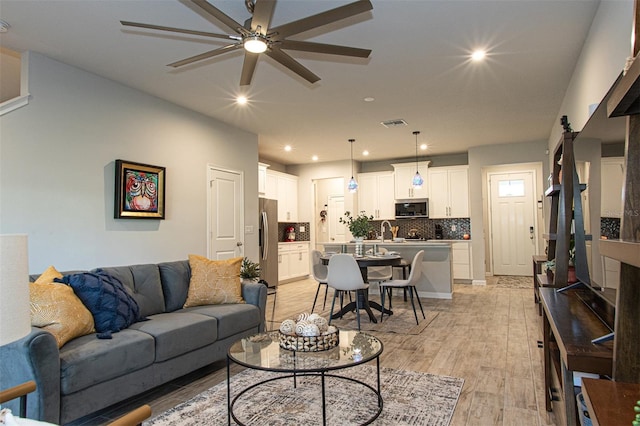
[[57, 271, 142, 339], [98, 264, 165, 317], [128, 312, 217, 362], [59, 329, 155, 395], [158, 260, 190, 312], [29, 280, 95, 348], [182, 304, 260, 340], [184, 255, 244, 307]]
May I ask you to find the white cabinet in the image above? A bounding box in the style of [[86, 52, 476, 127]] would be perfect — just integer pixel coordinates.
[[357, 171, 395, 219], [392, 162, 430, 200], [278, 243, 310, 282], [451, 241, 472, 280], [266, 170, 298, 222], [428, 166, 469, 218], [258, 162, 269, 196], [601, 157, 624, 218]]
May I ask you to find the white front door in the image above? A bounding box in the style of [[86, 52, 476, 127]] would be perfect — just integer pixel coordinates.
[[208, 167, 243, 260], [328, 194, 346, 242], [489, 171, 536, 275]]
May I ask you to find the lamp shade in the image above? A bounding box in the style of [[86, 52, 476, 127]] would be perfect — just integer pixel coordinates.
[[0, 234, 31, 346]]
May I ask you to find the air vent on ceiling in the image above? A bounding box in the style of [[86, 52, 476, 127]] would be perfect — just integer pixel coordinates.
[[381, 119, 408, 128]]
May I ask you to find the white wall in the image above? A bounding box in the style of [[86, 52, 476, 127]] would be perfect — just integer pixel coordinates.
[[544, 0, 633, 284], [468, 140, 550, 281], [0, 52, 259, 272], [547, 0, 634, 148]]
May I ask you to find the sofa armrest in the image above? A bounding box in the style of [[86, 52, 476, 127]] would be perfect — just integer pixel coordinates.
[[241, 282, 268, 332], [0, 327, 60, 423]]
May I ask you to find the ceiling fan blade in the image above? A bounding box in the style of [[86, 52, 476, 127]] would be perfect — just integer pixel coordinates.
[[251, 0, 276, 35], [240, 53, 260, 86], [120, 21, 238, 41], [191, 0, 243, 33], [279, 40, 371, 58], [168, 43, 242, 68], [270, 0, 372, 40], [265, 48, 320, 84]]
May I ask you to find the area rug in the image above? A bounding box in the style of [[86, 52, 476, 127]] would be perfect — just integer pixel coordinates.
[[492, 275, 533, 289], [144, 365, 463, 426]]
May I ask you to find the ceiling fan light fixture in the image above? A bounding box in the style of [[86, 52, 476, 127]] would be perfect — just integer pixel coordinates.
[[244, 35, 267, 53]]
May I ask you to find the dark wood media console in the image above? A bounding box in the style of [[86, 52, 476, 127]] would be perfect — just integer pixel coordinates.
[[539, 287, 614, 426]]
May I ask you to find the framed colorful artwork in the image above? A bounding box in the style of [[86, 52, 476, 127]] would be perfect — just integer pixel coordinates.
[[115, 160, 165, 219]]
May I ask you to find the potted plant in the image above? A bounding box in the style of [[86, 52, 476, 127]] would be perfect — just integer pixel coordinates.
[[339, 211, 374, 239], [240, 257, 261, 283]]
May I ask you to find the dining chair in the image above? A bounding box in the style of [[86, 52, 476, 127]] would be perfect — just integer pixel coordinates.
[[310, 250, 329, 312], [379, 250, 426, 325], [366, 247, 393, 287], [327, 254, 369, 331]]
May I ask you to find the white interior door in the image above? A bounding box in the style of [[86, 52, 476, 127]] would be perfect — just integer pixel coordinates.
[[328, 195, 346, 242], [208, 167, 243, 260], [489, 172, 536, 275]]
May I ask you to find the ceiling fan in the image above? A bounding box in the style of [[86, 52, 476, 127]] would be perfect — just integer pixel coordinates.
[[121, 0, 373, 86]]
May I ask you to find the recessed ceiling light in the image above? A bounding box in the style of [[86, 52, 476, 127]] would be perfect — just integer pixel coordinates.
[[236, 95, 248, 105], [420, 144, 427, 150], [284, 145, 292, 152], [312, 155, 318, 161], [362, 150, 369, 156], [363, 97, 375, 102], [471, 50, 486, 61]]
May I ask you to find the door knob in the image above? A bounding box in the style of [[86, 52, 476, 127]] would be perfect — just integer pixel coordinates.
[[237, 241, 243, 246]]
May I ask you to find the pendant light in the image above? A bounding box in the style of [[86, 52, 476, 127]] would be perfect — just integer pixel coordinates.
[[412, 131, 424, 189], [347, 139, 358, 193]]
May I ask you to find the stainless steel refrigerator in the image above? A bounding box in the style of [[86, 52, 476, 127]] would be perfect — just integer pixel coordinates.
[[258, 198, 278, 288]]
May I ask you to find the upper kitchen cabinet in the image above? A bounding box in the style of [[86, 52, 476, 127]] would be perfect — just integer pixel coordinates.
[[258, 162, 269, 196], [266, 170, 298, 222], [601, 157, 625, 218], [428, 165, 469, 218], [393, 162, 430, 199], [357, 171, 395, 220]]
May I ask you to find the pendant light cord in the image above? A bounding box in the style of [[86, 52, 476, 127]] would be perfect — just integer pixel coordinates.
[[413, 131, 420, 171]]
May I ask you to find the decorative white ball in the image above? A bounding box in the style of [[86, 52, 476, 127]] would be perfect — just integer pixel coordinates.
[[296, 312, 310, 322], [295, 320, 310, 336], [279, 319, 296, 335], [310, 316, 328, 332], [308, 313, 321, 322], [325, 325, 337, 334], [300, 323, 320, 337]]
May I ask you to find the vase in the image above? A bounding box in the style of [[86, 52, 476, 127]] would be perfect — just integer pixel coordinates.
[[354, 237, 364, 256], [568, 266, 578, 283]]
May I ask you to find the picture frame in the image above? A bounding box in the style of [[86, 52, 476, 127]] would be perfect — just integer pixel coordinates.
[[115, 159, 165, 219]]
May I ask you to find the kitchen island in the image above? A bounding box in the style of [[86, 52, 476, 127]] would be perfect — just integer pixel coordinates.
[[319, 241, 453, 299]]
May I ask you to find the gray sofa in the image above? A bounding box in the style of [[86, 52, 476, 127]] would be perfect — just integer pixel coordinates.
[[0, 260, 267, 424]]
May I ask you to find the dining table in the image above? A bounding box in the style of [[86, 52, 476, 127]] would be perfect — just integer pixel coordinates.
[[321, 253, 402, 323]]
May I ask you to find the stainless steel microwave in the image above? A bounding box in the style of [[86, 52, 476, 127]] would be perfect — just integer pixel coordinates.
[[395, 199, 429, 218]]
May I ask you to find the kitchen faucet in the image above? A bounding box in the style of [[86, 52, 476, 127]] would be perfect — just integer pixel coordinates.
[[380, 220, 392, 242]]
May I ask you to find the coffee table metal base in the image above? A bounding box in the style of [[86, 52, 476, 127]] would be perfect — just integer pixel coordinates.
[[226, 357, 383, 426]]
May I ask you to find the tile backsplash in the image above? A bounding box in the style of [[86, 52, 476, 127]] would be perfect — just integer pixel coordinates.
[[371, 218, 471, 240], [600, 217, 620, 239], [278, 222, 311, 241], [279, 218, 470, 242]]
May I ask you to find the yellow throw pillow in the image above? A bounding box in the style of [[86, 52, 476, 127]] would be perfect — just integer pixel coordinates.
[[34, 265, 64, 284], [184, 255, 244, 307], [30, 266, 95, 348]]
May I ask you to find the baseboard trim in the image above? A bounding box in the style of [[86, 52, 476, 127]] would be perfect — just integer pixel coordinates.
[[472, 279, 487, 286]]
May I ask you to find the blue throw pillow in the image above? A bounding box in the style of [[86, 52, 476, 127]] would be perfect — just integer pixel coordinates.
[[56, 270, 142, 339]]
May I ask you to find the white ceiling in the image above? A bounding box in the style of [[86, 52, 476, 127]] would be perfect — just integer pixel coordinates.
[[0, 0, 600, 165]]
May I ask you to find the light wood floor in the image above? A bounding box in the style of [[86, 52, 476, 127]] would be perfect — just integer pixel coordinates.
[[70, 277, 560, 426]]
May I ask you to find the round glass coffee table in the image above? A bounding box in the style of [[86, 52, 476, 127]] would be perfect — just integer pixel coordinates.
[[226, 329, 383, 425]]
